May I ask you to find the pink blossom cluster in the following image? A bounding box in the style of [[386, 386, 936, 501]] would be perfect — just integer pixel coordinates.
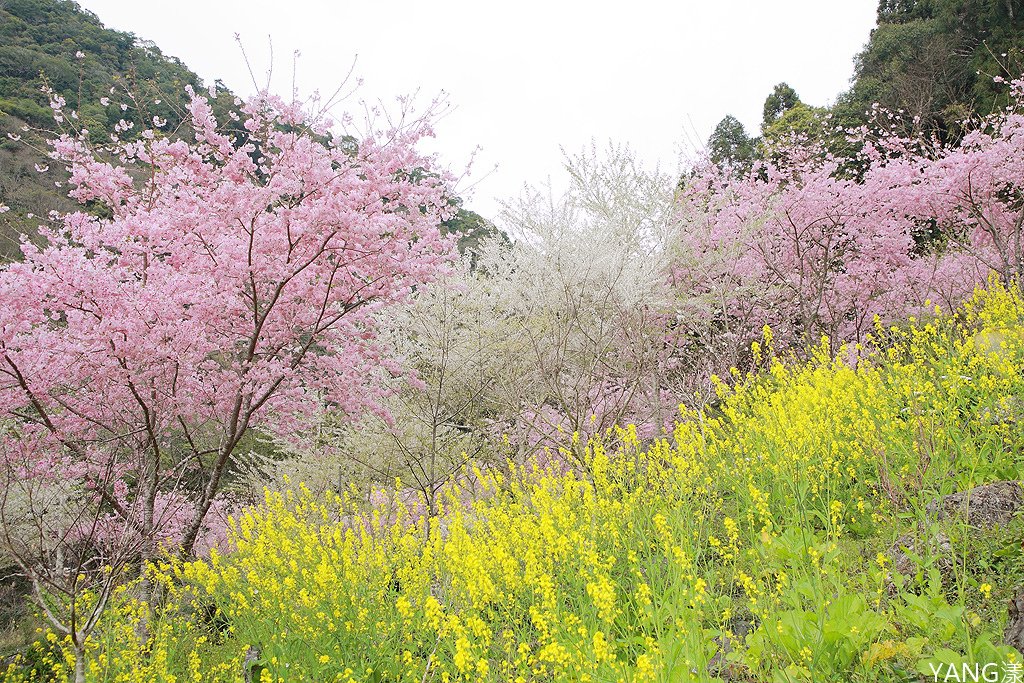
[[672, 77, 1024, 352], [0, 87, 456, 556]]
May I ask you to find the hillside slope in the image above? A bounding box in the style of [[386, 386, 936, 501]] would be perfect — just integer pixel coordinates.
[[0, 0, 503, 263], [0, 0, 215, 260]]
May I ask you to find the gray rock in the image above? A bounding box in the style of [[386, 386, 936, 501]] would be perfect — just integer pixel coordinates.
[[242, 646, 262, 683], [890, 531, 953, 577], [1007, 590, 1024, 652], [889, 481, 1022, 583], [708, 616, 756, 680], [926, 481, 1023, 528]]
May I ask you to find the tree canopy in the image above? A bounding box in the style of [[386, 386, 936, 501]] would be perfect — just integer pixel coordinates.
[[841, 0, 1024, 136]]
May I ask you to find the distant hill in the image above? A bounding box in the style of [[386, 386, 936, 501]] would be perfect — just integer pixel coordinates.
[[706, 0, 1024, 169], [0, 0, 503, 262], [0, 0, 220, 259], [837, 0, 1024, 138]]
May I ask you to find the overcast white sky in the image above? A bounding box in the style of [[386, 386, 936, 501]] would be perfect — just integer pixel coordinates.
[[78, 1, 878, 219]]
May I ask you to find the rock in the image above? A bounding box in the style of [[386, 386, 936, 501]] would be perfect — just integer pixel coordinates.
[[889, 482, 1023, 583], [889, 531, 953, 577], [1007, 590, 1024, 652], [708, 616, 755, 681], [926, 481, 1023, 528], [979, 396, 1024, 426], [242, 646, 262, 683]]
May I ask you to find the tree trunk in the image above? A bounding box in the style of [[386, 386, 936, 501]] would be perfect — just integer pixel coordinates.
[[135, 451, 157, 639], [134, 577, 152, 642], [651, 370, 663, 437], [73, 643, 86, 683], [424, 489, 438, 540]]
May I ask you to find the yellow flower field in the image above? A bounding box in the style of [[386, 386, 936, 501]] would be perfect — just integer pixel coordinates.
[[5, 283, 1024, 682]]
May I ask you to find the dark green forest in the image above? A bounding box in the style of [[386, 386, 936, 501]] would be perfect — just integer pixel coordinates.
[[709, 0, 1024, 167], [0, 0, 217, 258], [0, 0, 499, 262]]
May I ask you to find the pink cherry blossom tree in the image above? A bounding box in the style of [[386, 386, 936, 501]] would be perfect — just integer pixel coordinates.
[[891, 76, 1024, 284], [672, 76, 1024, 359], [0, 85, 455, 676]]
